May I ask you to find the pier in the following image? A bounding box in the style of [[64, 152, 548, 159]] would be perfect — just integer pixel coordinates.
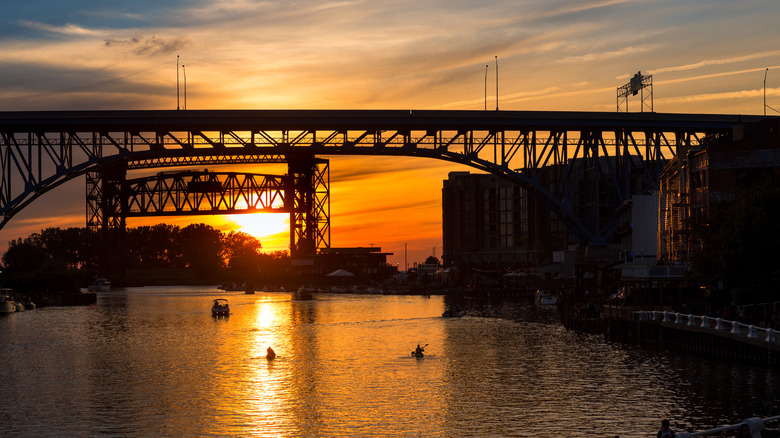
[[570, 305, 780, 367]]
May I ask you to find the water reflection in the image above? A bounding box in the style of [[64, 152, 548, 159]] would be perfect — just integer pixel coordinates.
[[0, 288, 777, 437]]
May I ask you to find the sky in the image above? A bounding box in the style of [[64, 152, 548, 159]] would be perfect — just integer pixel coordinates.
[[1, 0, 780, 269]]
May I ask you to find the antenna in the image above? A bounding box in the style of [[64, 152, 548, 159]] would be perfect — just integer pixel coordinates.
[[176, 55, 180, 110]]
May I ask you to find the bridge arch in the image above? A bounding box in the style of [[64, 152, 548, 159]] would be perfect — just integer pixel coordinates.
[[0, 109, 763, 249]]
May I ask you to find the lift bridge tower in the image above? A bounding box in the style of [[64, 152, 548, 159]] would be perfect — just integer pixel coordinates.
[[86, 157, 330, 272]]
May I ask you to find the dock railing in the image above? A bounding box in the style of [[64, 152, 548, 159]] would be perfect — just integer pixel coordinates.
[[633, 310, 780, 345], [670, 415, 780, 437]]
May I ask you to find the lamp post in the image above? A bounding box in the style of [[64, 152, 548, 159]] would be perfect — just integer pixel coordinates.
[[484, 64, 488, 111], [495, 56, 499, 111], [183, 64, 187, 110], [765, 68, 769, 116], [176, 55, 180, 110]]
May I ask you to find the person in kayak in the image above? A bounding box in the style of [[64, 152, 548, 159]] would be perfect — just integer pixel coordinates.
[[413, 344, 424, 357], [266, 346, 276, 360]]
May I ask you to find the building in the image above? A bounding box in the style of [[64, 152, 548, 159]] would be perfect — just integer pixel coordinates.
[[658, 119, 780, 263], [442, 171, 531, 268], [292, 247, 397, 284]]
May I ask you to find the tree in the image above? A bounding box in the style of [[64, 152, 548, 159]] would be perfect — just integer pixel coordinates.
[[222, 231, 262, 278], [424, 255, 441, 265], [2, 239, 48, 272], [179, 223, 224, 280]]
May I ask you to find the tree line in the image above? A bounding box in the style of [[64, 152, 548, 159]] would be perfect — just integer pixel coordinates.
[[1, 223, 289, 289]]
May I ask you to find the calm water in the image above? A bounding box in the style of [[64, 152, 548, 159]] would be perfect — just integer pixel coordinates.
[[1, 286, 778, 437]]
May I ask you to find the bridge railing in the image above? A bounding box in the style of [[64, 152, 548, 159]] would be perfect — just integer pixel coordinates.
[[632, 310, 780, 345]]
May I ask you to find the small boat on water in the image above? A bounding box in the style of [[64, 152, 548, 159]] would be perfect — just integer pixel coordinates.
[[211, 298, 229, 317], [88, 277, 111, 292], [1, 288, 16, 313], [293, 286, 315, 300]]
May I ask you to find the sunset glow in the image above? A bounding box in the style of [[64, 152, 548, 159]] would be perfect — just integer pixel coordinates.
[[230, 213, 290, 253], [2, 0, 780, 267]]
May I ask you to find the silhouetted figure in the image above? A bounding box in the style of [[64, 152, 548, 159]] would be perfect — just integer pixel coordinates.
[[412, 344, 424, 358], [266, 346, 276, 360], [735, 424, 751, 438], [657, 419, 675, 438]]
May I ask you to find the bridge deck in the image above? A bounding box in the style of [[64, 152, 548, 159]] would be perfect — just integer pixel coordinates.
[[0, 109, 767, 132]]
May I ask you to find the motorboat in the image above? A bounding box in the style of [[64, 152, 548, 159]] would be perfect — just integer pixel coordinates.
[[535, 290, 557, 306], [293, 286, 315, 300], [211, 298, 230, 317], [13, 300, 25, 312], [88, 277, 111, 292], [0, 288, 16, 313], [23, 297, 36, 310]]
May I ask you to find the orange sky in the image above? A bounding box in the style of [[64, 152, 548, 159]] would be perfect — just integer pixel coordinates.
[[2, 0, 780, 268]]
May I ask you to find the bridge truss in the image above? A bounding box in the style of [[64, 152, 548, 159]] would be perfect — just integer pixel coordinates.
[[0, 110, 767, 250]]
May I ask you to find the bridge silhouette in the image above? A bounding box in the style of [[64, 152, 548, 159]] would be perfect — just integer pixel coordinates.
[[0, 109, 768, 256]]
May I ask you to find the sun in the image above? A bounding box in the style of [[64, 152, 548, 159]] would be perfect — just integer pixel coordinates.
[[230, 213, 290, 252]]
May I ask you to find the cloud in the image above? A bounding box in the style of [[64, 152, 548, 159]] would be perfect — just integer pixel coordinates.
[[104, 35, 187, 56], [18, 20, 108, 37], [648, 50, 780, 75]]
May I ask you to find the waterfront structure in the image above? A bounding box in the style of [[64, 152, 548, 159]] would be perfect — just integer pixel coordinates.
[[293, 246, 397, 284], [658, 118, 780, 263]]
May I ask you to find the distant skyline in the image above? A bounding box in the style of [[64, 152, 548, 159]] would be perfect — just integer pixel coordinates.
[[2, 0, 780, 268]]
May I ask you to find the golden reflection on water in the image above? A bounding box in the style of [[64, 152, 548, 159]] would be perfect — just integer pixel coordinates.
[[244, 297, 292, 436]]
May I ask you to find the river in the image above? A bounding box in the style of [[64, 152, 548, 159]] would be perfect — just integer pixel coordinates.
[[1, 286, 778, 437]]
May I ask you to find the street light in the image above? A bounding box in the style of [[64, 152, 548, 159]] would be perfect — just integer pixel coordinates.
[[765, 68, 769, 116], [495, 56, 499, 111], [484, 64, 489, 111], [177, 55, 180, 110], [183, 64, 187, 110]]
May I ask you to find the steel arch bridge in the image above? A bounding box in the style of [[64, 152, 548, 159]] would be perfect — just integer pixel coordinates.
[[0, 109, 767, 250]]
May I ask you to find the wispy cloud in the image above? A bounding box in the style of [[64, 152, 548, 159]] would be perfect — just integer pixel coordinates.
[[19, 20, 108, 37], [648, 50, 780, 75]]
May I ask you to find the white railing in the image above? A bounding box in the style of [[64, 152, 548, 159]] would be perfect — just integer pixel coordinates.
[[632, 310, 780, 345], [672, 415, 780, 437]]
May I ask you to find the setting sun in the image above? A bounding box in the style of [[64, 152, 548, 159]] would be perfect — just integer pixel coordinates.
[[230, 213, 290, 253]]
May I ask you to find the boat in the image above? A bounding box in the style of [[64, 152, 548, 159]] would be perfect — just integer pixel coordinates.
[[211, 298, 230, 317], [535, 290, 557, 306], [87, 277, 111, 292], [23, 297, 36, 310], [13, 300, 25, 312], [411, 344, 426, 358], [293, 286, 315, 300], [0, 288, 16, 313], [330, 285, 348, 294]]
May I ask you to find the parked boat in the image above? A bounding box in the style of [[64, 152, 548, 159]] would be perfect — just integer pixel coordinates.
[[23, 297, 36, 310], [13, 301, 24, 312], [535, 290, 557, 306], [0, 288, 16, 313], [88, 277, 111, 292], [211, 298, 229, 317]]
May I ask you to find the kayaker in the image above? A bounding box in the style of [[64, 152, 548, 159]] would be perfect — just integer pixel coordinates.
[[657, 419, 675, 438], [414, 344, 424, 357], [267, 346, 276, 360]]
